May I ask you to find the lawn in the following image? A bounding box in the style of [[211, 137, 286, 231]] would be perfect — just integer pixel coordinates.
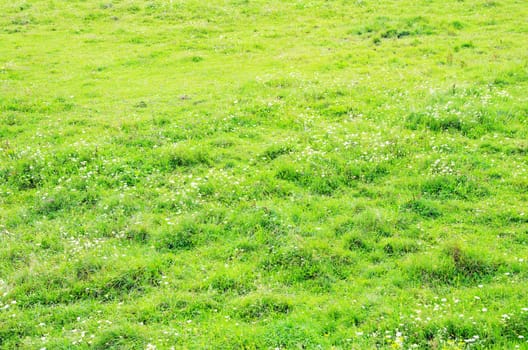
[[1, 0, 527, 348]]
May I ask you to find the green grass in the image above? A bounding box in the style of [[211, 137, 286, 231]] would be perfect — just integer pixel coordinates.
[[1, 0, 528, 348]]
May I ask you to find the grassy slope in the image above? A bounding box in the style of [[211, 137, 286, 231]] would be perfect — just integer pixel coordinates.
[[1, 0, 528, 348]]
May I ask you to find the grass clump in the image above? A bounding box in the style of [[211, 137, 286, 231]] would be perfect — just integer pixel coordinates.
[[344, 232, 374, 253], [403, 198, 442, 218], [261, 143, 295, 160], [155, 220, 201, 251], [405, 243, 501, 286], [206, 269, 255, 295], [380, 237, 420, 256], [93, 326, 146, 350], [353, 208, 394, 238], [234, 294, 292, 321], [421, 175, 489, 200], [157, 145, 211, 170]]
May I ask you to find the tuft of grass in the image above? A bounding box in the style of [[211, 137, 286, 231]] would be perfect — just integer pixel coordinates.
[[421, 175, 489, 199], [261, 143, 295, 160], [381, 237, 420, 256], [207, 270, 255, 295], [403, 198, 442, 218], [447, 244, 500, 279], [405, 243, 501, 286], [157, 145, 211, 169], [234, 294, 292, 321], [344, 232, 374, 253], [93, 326, 146, 350], [155, 220, 201, 251], [353, 209, 394, 237]]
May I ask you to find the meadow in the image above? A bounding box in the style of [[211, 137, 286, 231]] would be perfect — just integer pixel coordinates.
[[1, 0, 527, 348]]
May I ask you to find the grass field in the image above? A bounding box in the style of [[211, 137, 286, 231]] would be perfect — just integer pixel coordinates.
[[1, 0, 528, 348]]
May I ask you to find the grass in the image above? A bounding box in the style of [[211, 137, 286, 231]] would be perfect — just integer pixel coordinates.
[[1, 0, 527, 348]]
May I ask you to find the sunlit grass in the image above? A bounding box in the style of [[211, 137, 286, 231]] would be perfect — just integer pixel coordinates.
[[1, 0, 527, 348]]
